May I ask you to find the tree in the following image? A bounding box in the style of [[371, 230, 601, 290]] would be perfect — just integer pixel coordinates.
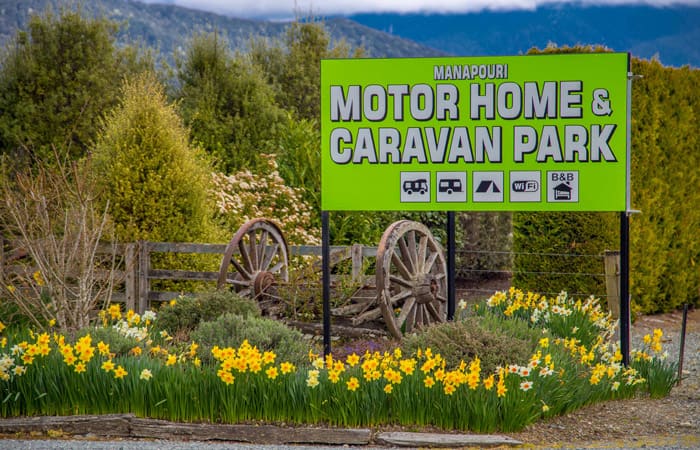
[[0, 6, 150, 169], [251, 20, 363, 122], [175, 31, 287, 173], [92, 72, 214, 243]]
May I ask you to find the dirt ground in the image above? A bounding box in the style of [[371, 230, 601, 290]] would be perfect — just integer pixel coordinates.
[[504, 307, 700, 448]]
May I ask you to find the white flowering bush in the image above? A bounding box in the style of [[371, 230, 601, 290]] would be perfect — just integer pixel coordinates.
[[211, 154, 320, 245]]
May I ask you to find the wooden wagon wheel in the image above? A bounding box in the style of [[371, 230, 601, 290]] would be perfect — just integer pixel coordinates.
[[376, 220, 447, 338], [217, 219, 289, 303]]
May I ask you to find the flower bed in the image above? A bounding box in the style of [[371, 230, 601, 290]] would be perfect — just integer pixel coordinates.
[[0, 289, 677, 432]]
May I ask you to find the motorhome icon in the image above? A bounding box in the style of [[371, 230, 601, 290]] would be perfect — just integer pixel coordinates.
[[402, 179, 428, 195], [438, 178, 463, 194]]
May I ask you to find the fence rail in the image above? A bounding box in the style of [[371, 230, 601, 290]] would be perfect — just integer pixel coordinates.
[[1, 238, 622, 318]]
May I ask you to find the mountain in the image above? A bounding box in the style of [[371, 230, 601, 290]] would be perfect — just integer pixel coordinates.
[[0, 0, 444, 62], [0, 1, 696, 67], [346, 5, 700, 68]]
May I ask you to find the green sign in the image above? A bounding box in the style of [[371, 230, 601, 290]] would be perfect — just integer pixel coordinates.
[[321, 53, 629, 211]]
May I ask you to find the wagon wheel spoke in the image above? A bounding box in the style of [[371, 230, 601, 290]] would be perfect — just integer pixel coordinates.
[[268, 261, 285, 274], [406, 230, 418, 270], [395, 296, 416, 328], [230, 257, 252, 280], [230, 279, 251, 288], [258, 230, 269, 267], [426, 302, 442, 321], [417, 235, 428, 273], [389, 274, 413, 289], [391, 250, 413, 280], [388, 289, 413, 305], [247, 230, 259, 270], [238, 238, 254, 274], [397, 236, 416, 275], [405, 301, 417, 333], [261, 243, 279, 272], [424, 251, 439, 275], [422, 306, 432, 327], [436, 293, 447, 303]]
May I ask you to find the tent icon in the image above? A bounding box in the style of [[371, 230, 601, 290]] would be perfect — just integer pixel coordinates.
[[475, 180, 500, 193]]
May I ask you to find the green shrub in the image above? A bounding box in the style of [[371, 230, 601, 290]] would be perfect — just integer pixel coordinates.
[[75, 326, 138, 357], [401, 312, 540, 374], [155, 290, 260, 339], [191, 313, 308, 367]]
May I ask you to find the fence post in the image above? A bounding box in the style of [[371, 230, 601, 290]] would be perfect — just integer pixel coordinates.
[[124, 243, 137, 312], [351, 244, 363, 282], [138, 241, 150, 314], [604, 250, 621, 320], [0, 235, 5, 287]]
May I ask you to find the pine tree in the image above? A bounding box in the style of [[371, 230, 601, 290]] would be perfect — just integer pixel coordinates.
[[92, 72, 214, 243]]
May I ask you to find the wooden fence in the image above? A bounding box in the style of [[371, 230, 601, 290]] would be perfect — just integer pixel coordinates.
[[1, 238, 621, 317], [119, 241, 376, 314]]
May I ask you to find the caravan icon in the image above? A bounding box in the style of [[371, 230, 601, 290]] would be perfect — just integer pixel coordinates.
[[402, 179, 428, 195], [438, 178, 463, 194]]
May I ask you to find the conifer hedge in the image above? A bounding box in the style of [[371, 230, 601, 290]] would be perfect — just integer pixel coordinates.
[[513, 54, 700, 313]]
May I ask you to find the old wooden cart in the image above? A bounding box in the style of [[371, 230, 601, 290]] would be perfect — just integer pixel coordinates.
[[216, 218, 448, 339]]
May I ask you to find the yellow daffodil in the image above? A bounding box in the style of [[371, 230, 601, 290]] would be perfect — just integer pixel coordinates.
[[346, 376, 360, 392], [346, 353, 360, 367], [101, 360, 115, 372], [97, 341, 110, 356], [114, 366, 127, 379], [140, 369, 153, 381]]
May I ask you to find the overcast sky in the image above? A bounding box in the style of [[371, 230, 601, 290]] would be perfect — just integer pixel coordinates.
[[138, 0, 699, 19]]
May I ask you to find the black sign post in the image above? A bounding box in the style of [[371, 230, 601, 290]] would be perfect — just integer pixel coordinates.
[[447, 211, 456, 321], [322, 211, 331, 356]]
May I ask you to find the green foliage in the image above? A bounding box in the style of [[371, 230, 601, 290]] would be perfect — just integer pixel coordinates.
[[275, 115, 322, 221], [515, 45, 700, 312], [512, 211, 617, 298], [628, 59, 700, 312], [191, 313, 308, 366], [251, 20, 362, 122], [402, 314, 540, 374], [175, 31, 288, 173], [76, 326, 138, 357], [0, 6, 150, 169], [91, 71, 215, 243], [155, 291, 261, 339]]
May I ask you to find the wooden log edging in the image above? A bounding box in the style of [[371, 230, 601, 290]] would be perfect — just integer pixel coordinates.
[[0, 414, 372, 445]]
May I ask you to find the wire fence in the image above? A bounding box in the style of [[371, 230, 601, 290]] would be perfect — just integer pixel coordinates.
[[454, 249, 610, 300]]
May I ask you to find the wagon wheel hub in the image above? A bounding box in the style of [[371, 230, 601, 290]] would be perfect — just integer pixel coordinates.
[[413, 275, 439, 305], [253, 271, 275, 297]]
